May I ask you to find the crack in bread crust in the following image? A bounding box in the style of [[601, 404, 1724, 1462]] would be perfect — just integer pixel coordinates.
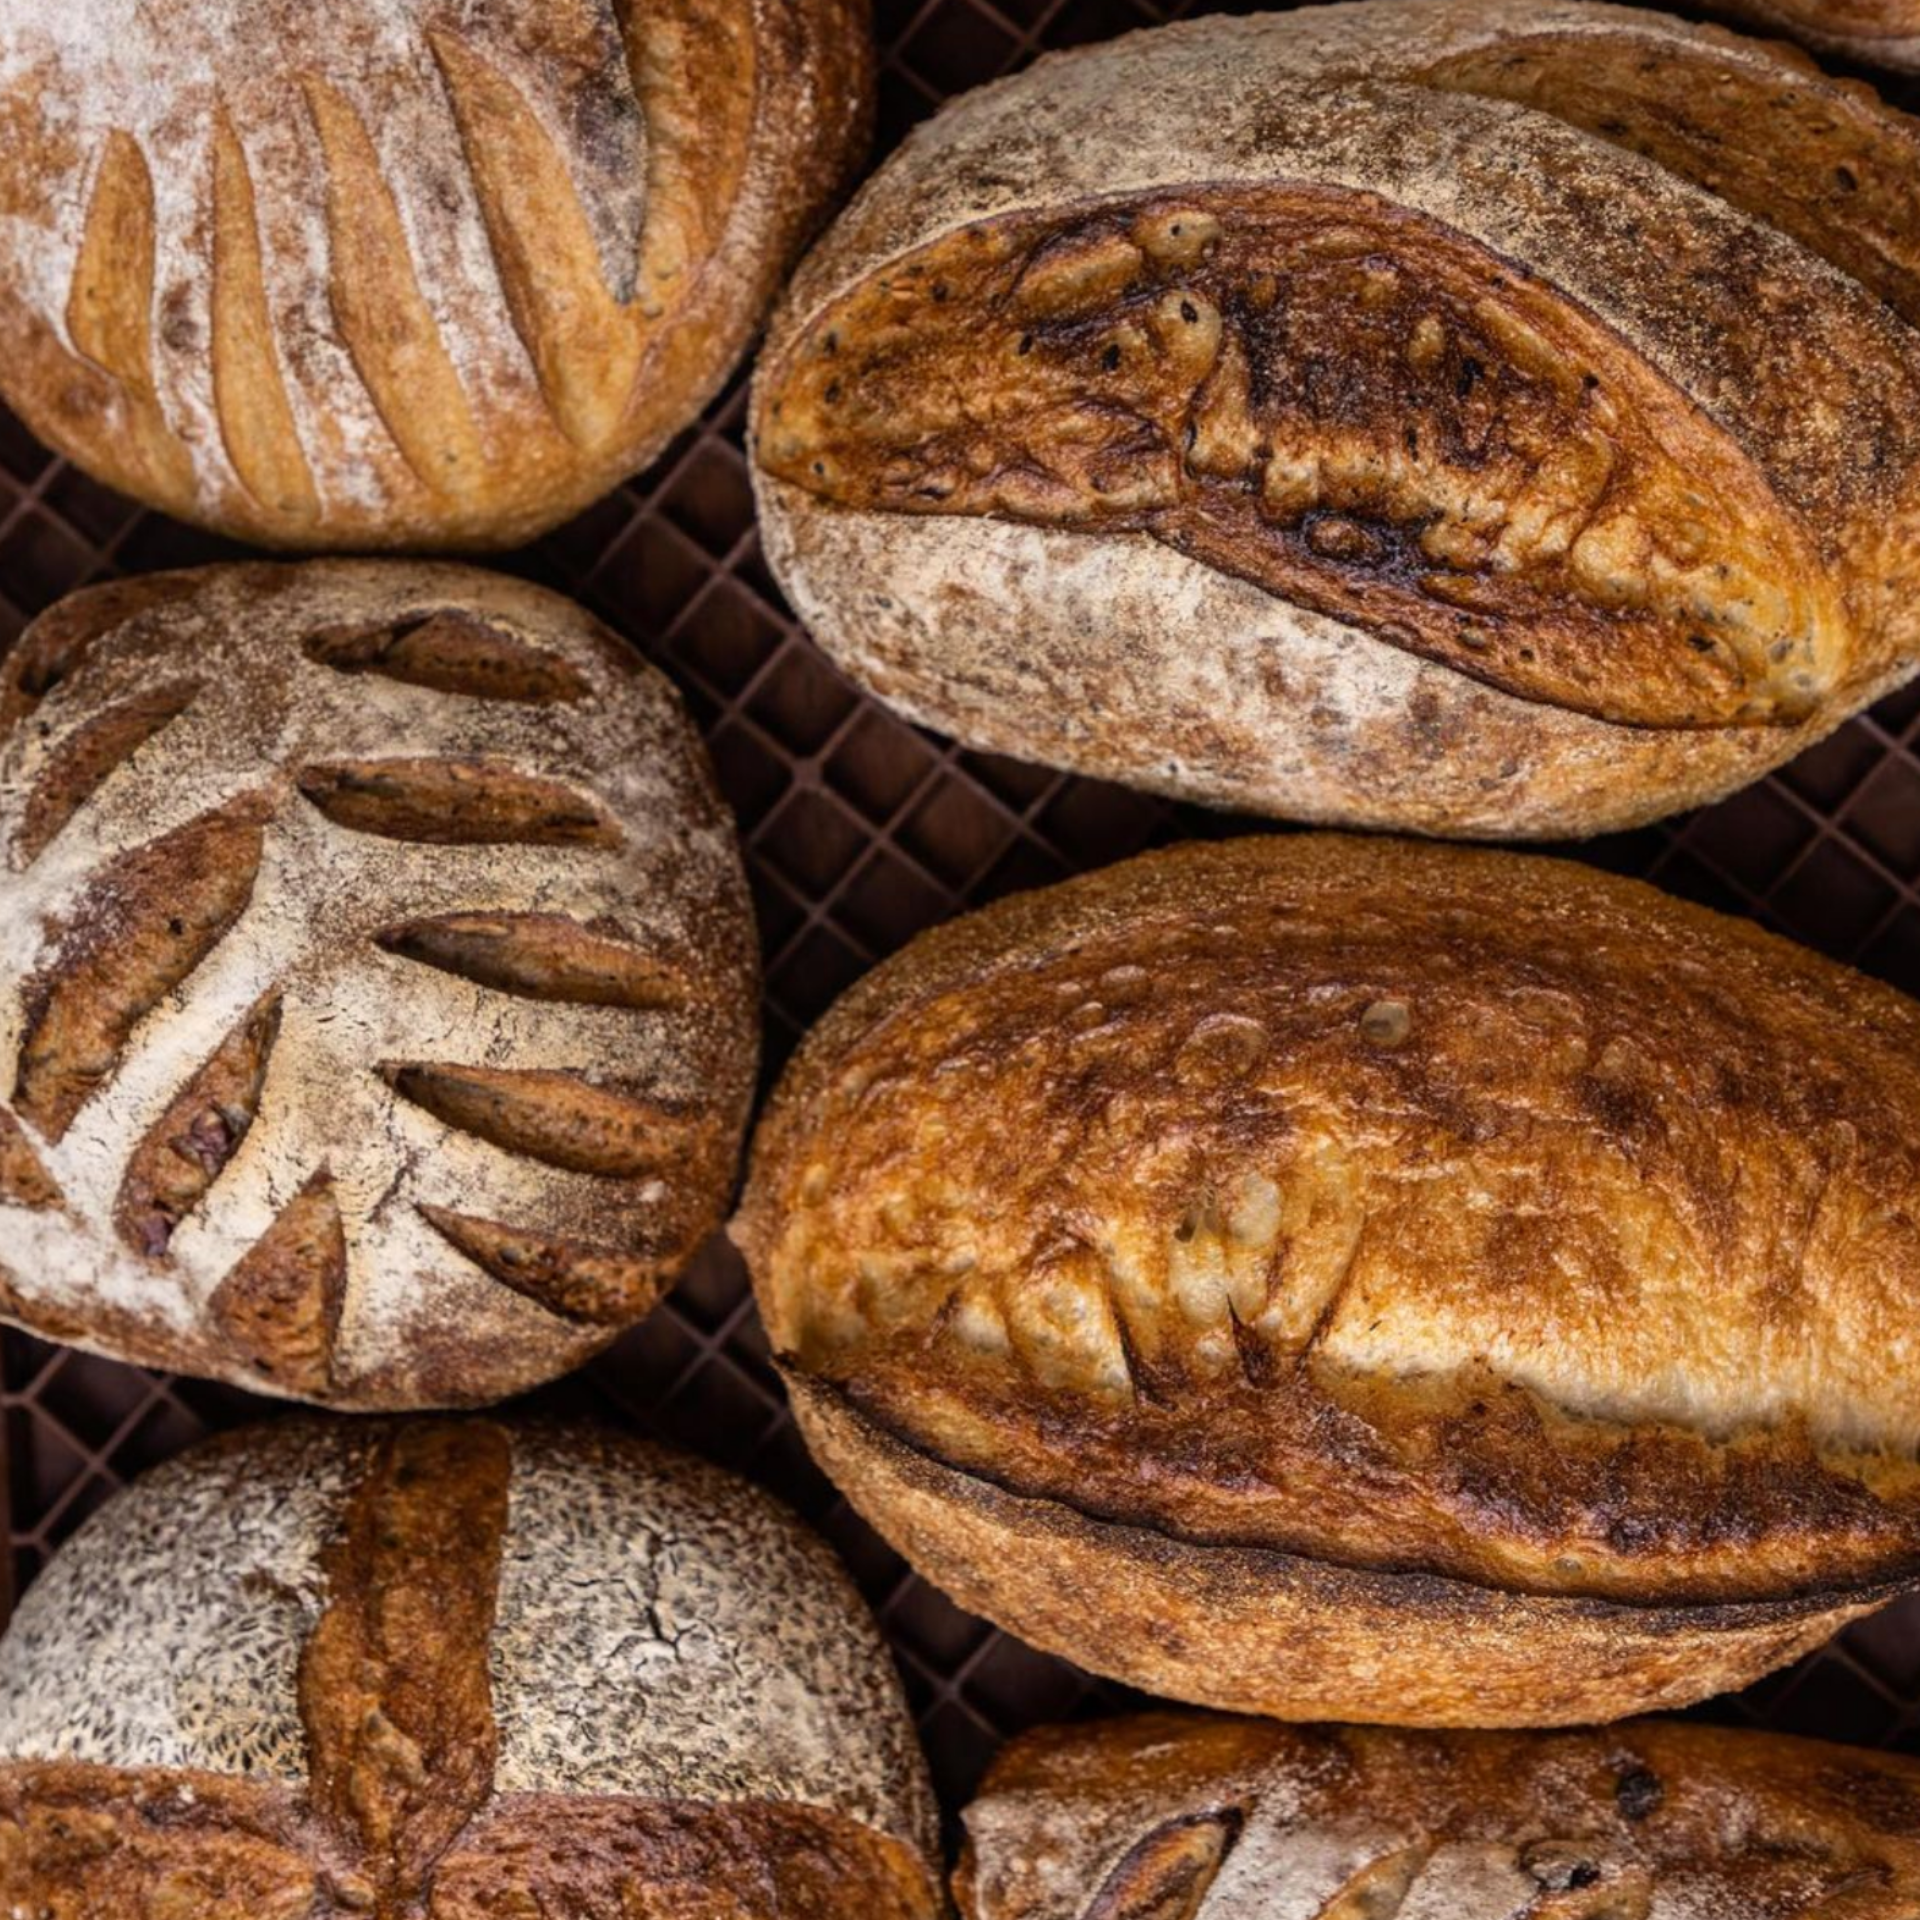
[[737, 836, 1920, 1609], [760, 188, 1841, 731]]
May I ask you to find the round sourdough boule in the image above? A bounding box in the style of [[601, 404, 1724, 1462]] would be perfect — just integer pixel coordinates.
[[956, 1709, 1920, 1918], [0, 1418, 944, 1919], [0, 559, 758, 1409], [1700, 0, 1920, 73], [0, 0, 871, 549], [751, 0, 1920, 839], [732, 835, 1920, 1726]]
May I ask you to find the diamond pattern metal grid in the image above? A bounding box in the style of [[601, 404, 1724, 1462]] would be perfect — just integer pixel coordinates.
[[6, 0, 1920, 1846]]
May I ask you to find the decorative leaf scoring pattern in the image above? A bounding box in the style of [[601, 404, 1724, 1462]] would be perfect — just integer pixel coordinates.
[[296, 759, 624, 847], [12, 794, 269, 1142], [375, 911, 702, 1010], [114, 989, 282, 1258], [383, 1063, 718, 1182], [0, 563, 756, 1406], [206, 1171, 348, 1398], [301, 612, 590, 704], [15, 677, 199, 863]]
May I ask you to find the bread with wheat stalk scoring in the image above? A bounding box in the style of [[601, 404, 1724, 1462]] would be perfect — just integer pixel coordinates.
[[956, 1709, 1920, 1918], [0, 0, 871, 548], [0, 560, 758, 1409], [752, 0, 1920, 839], [0, 1418, 944, 1918], [733, 834, 1920, 1725]]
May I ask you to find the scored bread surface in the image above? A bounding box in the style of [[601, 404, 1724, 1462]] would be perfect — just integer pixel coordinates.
[[0, 0, 872, 546], [0, 1420, 943, 1917], [956, 1710, 1920, 1919], [0, 560, 758, 1409], [734, 834, 1920, 1722], [752, 0, 1920, 837]]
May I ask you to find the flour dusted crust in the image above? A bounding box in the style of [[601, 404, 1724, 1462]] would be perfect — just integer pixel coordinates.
[[0, 560, 758, 1409], [751, 0, 1920, 838], [957, 1710, 1920, 1919], [0, 1419, 943, 1917], [0, 0, 871, 548], [733, 835, 1920, 1723], [1701, 0, 1920, 72]]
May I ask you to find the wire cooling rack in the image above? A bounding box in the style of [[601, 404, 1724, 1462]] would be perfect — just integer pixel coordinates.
[[5, 0, 1920, 1840]]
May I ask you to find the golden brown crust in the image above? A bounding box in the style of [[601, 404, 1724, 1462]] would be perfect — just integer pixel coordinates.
[[957, 1711, 1920, 1919], [760, 186, 1839, 730], [752, 0, 1920, 837], [791, 1374, 1884, 1728], [735, 834, 1920, 1720], [0, 0, 874, 548]]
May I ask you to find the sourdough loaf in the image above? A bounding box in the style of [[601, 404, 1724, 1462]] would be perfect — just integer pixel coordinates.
[[0, 560, 757, 1408], [752, 0, 1920, 838], [734, 835, 1920, 1724], [0, 1418, 943, 1918], [1701, 0, 1920, 72], [958, 1709, 1920, 1918], [0, 0, 871, 547]]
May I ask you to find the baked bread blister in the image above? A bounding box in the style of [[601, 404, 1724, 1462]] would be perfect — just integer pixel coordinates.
[[957, 1709, 1920, 1918], [0, 1419, 944, 1917], [733, 834, 1920, 1725], [0, 560, 758, 1408], [0, 0, 873, 548], [752, 0, 1920, 838]]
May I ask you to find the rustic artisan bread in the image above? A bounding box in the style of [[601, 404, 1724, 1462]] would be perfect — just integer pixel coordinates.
[[0, 0, 871, 549], [1701, 0, 1920, 72], [752, 0, 1920, 839], [0, 1418, 943, 1918], [0, 560, 757, 1408], [958, 1709, 1920, 1918], [733, 834, 1920, 1725]]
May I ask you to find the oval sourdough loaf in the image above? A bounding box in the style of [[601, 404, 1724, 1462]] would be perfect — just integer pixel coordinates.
[[957, 1709, 1920, 1919], [734, 835, 1920, 1724], [1701, 0, 1920, 72], [0, 0, 871, 548], [0, 560, 758, 1408], [752, 0, 1920, 839], [0, 1418, 944, 1918]]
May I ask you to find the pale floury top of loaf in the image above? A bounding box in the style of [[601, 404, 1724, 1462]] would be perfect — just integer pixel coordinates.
[[0, 0, 870, 543], [0, 561, 758, 1407], [752, 0, 1920, 838], [0, 1421, 939, 1858]]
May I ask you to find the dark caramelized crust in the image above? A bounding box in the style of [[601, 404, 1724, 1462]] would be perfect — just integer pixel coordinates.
[[0, 1764, 342, 1920], [760, 187, 1837, 730], [958, 1712, 1920, 1920], [299, 1423, 510, 1902], [736, 836, 1920, 1623], [430, 1796, 947, 1918]]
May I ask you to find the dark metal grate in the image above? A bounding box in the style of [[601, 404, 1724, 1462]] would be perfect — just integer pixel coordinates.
[[6, 0, 1920, 1842]]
